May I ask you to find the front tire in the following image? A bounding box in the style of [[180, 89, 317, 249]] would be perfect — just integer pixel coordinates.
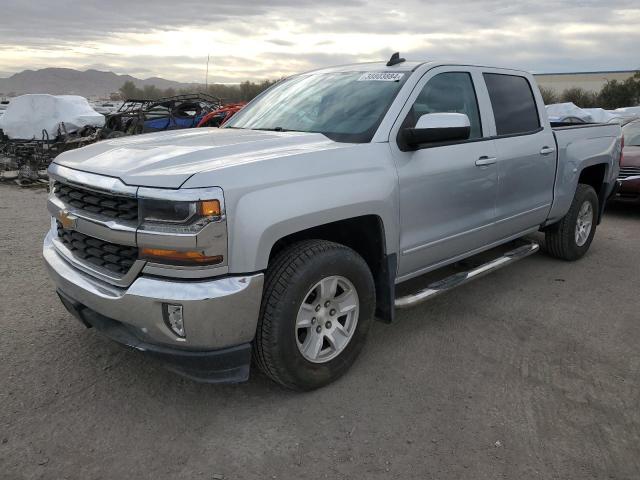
[[545, 184, 599, 261], [253, 240, 375, 390]]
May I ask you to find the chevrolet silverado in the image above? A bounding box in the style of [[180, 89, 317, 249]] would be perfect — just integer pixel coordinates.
[[44, 55, 622, 390]]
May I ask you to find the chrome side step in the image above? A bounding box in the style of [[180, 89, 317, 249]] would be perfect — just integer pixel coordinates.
[[394, 241, 540, 309]]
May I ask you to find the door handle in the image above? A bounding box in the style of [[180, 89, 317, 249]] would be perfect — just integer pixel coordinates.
[[475, 156, 497, 167], [540, 146, 556, 156]]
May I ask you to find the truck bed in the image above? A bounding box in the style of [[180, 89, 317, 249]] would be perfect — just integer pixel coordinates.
[[546, 122, 622, 224]]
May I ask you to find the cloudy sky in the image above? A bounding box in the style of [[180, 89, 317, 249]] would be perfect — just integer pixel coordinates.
[[0, 0, 638, 82]]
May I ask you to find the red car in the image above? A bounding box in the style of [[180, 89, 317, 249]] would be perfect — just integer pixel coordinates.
[[197, 102, 246, 128], [617, 119, 640, 202]]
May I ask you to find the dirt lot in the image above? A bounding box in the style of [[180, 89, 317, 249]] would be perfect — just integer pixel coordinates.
[[1, 184, 639, 480]]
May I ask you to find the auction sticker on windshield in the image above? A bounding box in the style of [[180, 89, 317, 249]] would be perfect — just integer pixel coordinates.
[[357, 72, 404, 82]]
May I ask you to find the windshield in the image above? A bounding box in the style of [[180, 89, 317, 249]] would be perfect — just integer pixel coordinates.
[[623, 120, 640, 146], [224, 71, 408, 143]]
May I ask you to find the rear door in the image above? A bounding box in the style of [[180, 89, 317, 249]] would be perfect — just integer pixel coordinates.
[[481, 71, 556, 238], [390, 67, 499, 280]]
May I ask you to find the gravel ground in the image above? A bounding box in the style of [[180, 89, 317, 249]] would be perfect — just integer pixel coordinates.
[[1, 184, 639, 480]]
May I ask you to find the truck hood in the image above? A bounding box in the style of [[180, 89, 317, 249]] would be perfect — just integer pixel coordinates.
[[53, 128, 350, 188]]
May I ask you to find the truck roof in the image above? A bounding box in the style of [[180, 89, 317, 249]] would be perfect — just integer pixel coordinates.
[[310, 61, 428, 74], [308, 60, 528, 75]]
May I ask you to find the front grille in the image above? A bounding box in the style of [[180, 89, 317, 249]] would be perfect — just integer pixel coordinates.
[[56, 221, 138, 275], [54, 181, 138, 221], [618, 166, 640, 179]]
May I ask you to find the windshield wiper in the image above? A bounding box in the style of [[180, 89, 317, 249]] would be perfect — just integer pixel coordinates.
[[253, 127, 296, 132]]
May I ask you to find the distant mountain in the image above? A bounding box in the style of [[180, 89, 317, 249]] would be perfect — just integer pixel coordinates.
[[0, 68, 200, 98]]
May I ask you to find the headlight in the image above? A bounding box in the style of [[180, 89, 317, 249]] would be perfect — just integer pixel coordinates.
[[137, 187, 224, 234], [139, 198, 221, 233], [136, 187, 227, 267]]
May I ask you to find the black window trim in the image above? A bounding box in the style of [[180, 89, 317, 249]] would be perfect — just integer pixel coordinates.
[[399, 126, 545, 150], [490, 126, 544, 140], [396, 70, 486, 151], [482, 72, 542, 138]]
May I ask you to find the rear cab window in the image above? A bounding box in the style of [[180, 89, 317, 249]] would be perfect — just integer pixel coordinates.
[[483, 73, 540, 136]]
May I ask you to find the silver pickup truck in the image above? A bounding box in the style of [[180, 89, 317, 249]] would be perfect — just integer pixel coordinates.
[[44, 55, 622, 390]]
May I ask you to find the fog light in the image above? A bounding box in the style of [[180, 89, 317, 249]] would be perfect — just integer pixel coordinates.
[[163, 304, 185, 338]]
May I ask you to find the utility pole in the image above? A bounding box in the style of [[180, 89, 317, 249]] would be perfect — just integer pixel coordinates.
[[205, 54, 210, 92]]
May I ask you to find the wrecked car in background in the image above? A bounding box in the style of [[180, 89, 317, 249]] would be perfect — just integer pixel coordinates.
[[0, 94, 105, 185], [197, 102, 246, 127], [103, 93, 222, 136], [1, 93, 225, 185]]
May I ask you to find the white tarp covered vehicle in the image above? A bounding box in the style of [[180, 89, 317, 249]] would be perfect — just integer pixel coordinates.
[[0, 94, 104, 140], [546, 103, 633, 125], [582, 108, 625, 124], [613, 106, 640, 123], [615, 106, 640, 116], [545, 102, 594, 123]]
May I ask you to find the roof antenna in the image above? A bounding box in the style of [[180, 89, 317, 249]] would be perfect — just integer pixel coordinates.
[[386, 52, 405, 67]]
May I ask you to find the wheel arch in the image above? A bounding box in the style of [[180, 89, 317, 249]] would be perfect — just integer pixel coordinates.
[[578, 163, 608, 223], [267, 215, 397, 323]]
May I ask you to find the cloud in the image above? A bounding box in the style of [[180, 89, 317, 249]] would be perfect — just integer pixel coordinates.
[[0, 0, 638, 82]]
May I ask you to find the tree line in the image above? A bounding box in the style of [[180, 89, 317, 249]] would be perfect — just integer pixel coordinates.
[[117, 79, 280, 103], [539, 71, 640, 109]]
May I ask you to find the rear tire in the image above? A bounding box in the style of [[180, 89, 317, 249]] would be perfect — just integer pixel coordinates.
[[545, 184, 599, 261], [253, 240, 375, 390]]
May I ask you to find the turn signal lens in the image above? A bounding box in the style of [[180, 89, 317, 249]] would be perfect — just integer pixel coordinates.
[[198, 200, 221, 217], [141, 248, 223, 265]]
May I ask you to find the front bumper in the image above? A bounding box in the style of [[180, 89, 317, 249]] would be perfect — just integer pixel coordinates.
[[57, 289, 252, 382], [615, 176, 640, 202], [44, 231, 264, 382]]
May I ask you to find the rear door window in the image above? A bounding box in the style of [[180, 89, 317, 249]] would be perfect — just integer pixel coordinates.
[[483, 73, 540, 136]]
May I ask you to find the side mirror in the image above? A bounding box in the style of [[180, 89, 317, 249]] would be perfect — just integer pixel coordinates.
[[402, 113, 471, 148]]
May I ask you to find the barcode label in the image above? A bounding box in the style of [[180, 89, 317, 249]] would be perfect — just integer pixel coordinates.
[[357, 72, 404, 82]]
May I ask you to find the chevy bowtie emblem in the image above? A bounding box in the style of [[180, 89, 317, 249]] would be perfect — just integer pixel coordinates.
[[57, 210, 77, 230]]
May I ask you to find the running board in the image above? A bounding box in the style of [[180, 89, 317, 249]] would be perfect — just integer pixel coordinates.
[[394, 241, 540, 309]]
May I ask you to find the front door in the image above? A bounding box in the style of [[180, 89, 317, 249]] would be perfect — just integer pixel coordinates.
[[390, 69, 499, 280]]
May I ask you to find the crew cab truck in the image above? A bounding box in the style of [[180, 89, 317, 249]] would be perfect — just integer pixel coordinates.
[[44, 56, 622, 390]]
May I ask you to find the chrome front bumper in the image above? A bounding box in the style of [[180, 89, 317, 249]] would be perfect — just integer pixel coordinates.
[[44, 231, 264, 351]]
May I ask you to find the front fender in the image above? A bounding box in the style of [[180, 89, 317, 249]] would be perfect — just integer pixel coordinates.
[[229, 168, 398, 272]]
